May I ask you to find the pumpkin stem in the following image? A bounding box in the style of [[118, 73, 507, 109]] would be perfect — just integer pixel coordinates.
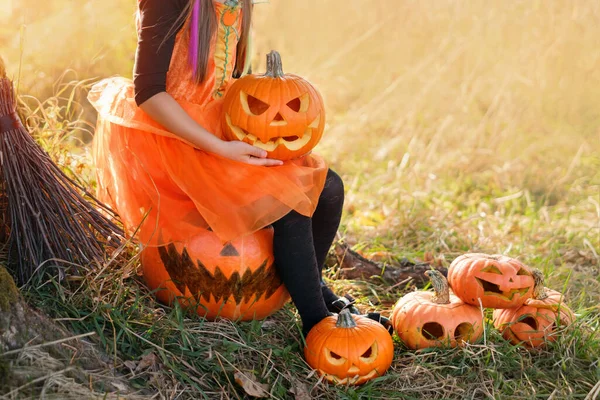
[[336, 308, 358, 329], [531, 269, 549, 300], [424, 270, 450, 304], [264, 50, 284, 78]]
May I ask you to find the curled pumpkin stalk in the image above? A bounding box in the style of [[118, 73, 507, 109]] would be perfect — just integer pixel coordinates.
[[336, 308, 358, 328], [424, 269, 450, 304], [264, 50, 284, 78], [531, 268, 549, 300]]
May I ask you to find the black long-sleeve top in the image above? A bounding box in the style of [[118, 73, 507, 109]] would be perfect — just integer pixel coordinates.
[[134, 0, 188, 106]]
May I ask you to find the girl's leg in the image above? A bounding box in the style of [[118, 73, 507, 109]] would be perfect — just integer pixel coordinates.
[[272, 169, 393, 335], [271, 211, 330, 336], [311, 169, 346, 307]]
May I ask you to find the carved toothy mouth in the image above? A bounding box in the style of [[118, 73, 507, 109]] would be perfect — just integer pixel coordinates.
[[475, 278, 530, 300], [225, 114, 320, 152], [321, 369, 380, 385]]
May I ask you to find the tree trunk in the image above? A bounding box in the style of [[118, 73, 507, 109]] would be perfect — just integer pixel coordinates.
[[331, 242, 446, 285]]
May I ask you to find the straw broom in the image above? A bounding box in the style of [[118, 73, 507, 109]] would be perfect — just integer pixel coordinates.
[[0, 57, 124, 284]]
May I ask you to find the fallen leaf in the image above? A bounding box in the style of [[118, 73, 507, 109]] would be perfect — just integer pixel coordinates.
[[111, 381, 129, 392], [289, 379, 311, 400], [123, 360, 137, 371], [423, 251, 434, 263], [260, 320, 279, 331], [135, 352, 158, 372], [369, 251, 395, 262], [234, 371, 270, 398]]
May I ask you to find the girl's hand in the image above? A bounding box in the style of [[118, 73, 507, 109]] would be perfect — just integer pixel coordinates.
[[215, 140, 283, 166], [137, 93, 282, 166]]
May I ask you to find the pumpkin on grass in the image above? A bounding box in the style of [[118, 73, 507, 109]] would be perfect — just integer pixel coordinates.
[[141, 227, 289, 321], [304, 309, 394, 385], [391, 270, 484, 349], [448, 253, 535, 309], [222, 50, 325, 160], [493, 269, 575, 348]]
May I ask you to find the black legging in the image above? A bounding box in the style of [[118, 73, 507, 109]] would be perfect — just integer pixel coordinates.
[[271, 169, 344, 334]]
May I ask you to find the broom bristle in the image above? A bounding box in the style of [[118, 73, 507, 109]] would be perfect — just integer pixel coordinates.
[[0, 74, 124, 285]]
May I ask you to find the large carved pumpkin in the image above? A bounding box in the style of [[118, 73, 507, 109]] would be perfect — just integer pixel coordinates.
[[447, 253, 535, 309], [493, 269, 575, 348], [391, 270, 484, 349], [221, 50, 325, 161], [304, 309, 394, 385], [141, 227, 289, 320]]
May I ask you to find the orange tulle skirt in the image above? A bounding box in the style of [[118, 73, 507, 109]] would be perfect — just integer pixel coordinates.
[[89, 77, 328, 246]]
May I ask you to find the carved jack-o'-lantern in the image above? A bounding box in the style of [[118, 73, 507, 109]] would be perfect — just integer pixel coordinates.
[[140, 227, 289, 321], [447, 253, 535, 309], [391, 270, 484, 349], [222, 50, 325, 161], [304, 309, 394, 385], [493, 269, 575, 348]]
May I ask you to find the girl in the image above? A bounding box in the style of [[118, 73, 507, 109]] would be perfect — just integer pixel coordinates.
[[89, 0, 390, 336]]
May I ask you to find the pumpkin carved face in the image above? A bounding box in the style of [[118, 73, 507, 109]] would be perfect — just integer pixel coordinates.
[[141, 227, 289, 321], [222, 51, 325, 160], [304, 310, 394, 385], [447, 253, 535, 309], [391, 270, 484, 349], [493, 269, 575, 348]]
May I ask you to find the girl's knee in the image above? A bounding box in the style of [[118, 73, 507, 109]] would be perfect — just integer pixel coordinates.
[[323, 169, 345, 203]]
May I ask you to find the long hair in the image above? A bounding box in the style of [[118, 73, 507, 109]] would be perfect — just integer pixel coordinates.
[[174, 0, 253, 83]]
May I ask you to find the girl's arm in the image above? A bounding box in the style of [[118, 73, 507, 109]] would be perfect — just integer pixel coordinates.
[[134, 0, 281, 166], [140, 93, 282, 166]]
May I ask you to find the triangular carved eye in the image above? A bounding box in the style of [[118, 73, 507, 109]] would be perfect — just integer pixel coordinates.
[[359, 342, 378, 362], [325, 349, 347, 365], [480, 265, 503, 274], [220, 243, 240, 257], [240, 91, 270, 116], [286, 93, 309, 113]]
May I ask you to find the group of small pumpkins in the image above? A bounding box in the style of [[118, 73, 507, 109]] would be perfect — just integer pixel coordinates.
[[303, 253, 575, 385]]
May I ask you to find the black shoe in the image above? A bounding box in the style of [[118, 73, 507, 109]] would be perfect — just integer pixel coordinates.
[[329, 294, 361, 315], [329, 295, 394, 336], [364, 312, 394, 336]]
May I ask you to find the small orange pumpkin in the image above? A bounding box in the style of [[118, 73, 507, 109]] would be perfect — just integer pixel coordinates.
[[304, 309, 394, 385], [447, 253, 535, 309], [140, 227, 289, 321], [493, 269, 575, 348], [222, 50, 325, 161], [391, 270, 484, 349]]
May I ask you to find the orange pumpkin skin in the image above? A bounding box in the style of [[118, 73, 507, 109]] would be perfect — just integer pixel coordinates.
[[141, 227, 289, 321], [492, 270, 575, 348], [304, 310, 394, 385], [222, 51, 325, 161], [447, 253, 535, 309], [391, 270, 484, 349]]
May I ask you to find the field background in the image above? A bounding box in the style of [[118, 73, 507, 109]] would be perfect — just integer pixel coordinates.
[[0, 0, 599, 399]]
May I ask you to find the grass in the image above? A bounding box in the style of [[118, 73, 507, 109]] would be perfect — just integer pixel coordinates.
[[1, 0, 599, 398]]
